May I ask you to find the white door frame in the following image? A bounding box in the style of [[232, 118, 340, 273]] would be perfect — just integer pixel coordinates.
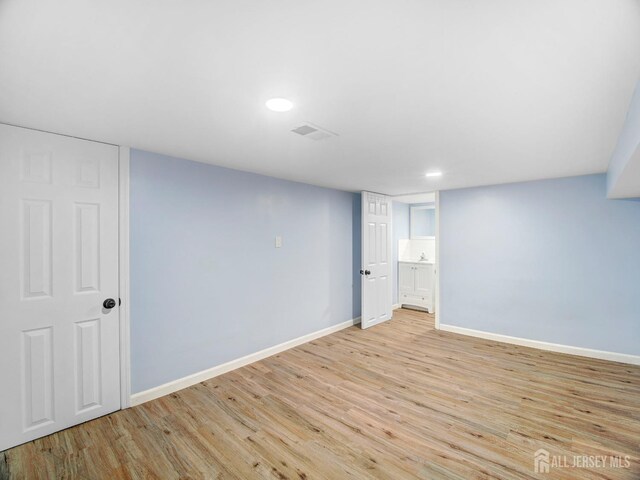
[[392, 191, 440, 325], [118, 147, 131, 408], [434, 191, 441, 329]]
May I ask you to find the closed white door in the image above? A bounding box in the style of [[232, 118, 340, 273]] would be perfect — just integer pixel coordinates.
[[0, 124, 121, 451], [414, 264, 433, 297], [361, 192, 392, 329]]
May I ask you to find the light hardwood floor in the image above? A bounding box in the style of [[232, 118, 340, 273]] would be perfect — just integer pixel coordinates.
[[2, 308, 639, 479]]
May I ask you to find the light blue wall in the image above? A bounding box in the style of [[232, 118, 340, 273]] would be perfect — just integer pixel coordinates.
[[392, 202, 410, 305], [607, 80, 640, 196], [130, 150, 361, 393], [440, 174, 640, 355]]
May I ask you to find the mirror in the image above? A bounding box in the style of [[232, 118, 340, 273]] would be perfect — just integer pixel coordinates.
[[410, 205, 435, 239]]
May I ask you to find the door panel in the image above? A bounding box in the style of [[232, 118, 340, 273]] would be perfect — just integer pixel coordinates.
[[0, 124, 121, 451], [376, 274, 389, 321], [22, 199, 53, 298], [75, 203, 101, 292], [75, 318, 103, 412], [361, 192, 392, 329], [367, 223, 376, 264], [378, 223, 388, 264], [22, 327, 55, 430]]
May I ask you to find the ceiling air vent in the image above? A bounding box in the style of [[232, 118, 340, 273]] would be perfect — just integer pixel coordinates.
[[291, 123, 338, 141]]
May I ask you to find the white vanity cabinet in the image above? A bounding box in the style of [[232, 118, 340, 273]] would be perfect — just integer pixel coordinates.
[[398, 262, 434, 312]]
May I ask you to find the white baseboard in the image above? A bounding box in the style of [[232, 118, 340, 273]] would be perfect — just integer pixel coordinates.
[[392, 303, 401, 310], [439, 324, 640, 366], [130, 317, 361, 407]]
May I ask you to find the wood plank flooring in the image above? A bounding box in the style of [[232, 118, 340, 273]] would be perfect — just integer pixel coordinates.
[[2, 308, 639, 479]]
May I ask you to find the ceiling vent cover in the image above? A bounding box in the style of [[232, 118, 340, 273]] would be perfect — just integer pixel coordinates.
[[291, 123, 338, 141]]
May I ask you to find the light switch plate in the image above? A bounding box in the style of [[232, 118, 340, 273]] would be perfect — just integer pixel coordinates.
[[275, 235, 282, 248]]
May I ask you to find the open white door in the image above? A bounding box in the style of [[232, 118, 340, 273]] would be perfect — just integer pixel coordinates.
[[360, 191, 393, 329], [0, 124, 121, 451]]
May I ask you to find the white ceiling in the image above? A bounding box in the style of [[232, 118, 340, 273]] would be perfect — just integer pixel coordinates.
[[1, 0, 639, 195]]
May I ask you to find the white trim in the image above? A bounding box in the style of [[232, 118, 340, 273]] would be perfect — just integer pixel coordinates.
[[131, 317, 362, 406], [0, 121, 119, 146], [118, 147, 132, 408], [392, 303, 401, 310], [398, 304, 429, 313], [434, 191, 440, 329], [439, 324, 640, 366]]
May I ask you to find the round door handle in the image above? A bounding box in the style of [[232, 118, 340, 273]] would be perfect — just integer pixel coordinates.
[[103, 298, 117, 309]]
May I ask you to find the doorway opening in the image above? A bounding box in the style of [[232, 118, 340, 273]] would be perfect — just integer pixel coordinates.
[[391, 192, 439, 326]]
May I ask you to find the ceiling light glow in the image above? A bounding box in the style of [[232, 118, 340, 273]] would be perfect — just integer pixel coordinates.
[[266, 98, 293, 112], [425, 171, 443, 178]]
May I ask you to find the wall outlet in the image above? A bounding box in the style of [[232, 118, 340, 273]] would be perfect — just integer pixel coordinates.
[[275, 235, 282, 248]]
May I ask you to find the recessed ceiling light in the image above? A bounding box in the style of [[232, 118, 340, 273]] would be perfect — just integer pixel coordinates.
[[266, 98, 293, 112], [425, 171, 443, 178]]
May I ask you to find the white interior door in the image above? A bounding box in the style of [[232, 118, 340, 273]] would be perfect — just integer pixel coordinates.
[[0, 124, 121, 451], [361, 191, 392, 329]]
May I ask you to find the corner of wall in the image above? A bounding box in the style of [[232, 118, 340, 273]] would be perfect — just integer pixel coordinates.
[[607, 80, 640, 199]]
